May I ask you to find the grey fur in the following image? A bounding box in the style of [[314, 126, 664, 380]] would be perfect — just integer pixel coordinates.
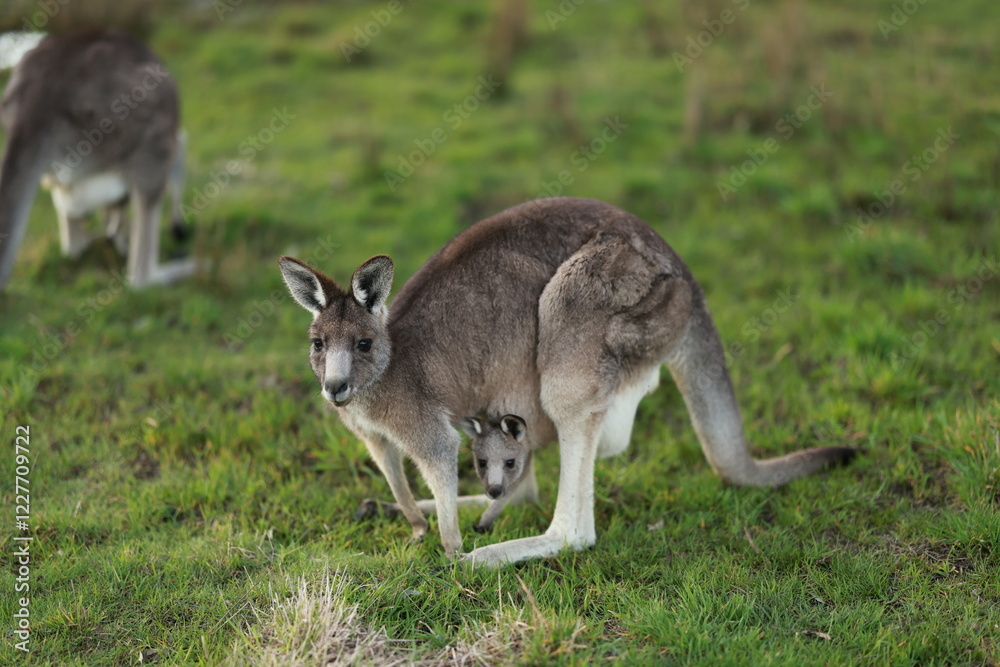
[[279, 197, 856, 566], [465, 414, 539, 533], [0, 30, 193, 290]]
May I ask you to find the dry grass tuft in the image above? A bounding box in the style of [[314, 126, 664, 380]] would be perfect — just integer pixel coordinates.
[[228, 572, 587, 666]]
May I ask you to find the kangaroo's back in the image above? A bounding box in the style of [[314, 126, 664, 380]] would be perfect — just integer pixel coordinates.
[[382, 198, 653, 418]]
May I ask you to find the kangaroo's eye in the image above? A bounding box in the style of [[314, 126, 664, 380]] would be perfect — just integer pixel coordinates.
[[357, 339, 372, 352], [505, 459, 516, 469], [478, 459, 487, 469], [311, 338, 323, 351]]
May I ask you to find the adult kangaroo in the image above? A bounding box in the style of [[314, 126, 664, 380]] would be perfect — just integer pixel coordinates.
[[0, 30, 192, 291], [279, 197, 855, 566]]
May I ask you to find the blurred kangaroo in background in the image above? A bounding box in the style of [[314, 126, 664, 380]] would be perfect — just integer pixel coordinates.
[[279, 197, 856, 566], [0, 30, 193, 291]]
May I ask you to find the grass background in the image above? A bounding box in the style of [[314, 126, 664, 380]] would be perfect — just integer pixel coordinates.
[[1, 0, 998, 663]]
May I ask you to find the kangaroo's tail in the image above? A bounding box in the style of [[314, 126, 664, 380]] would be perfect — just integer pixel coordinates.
[[664, 297, 856, 487], [0, 127, 47, 290]]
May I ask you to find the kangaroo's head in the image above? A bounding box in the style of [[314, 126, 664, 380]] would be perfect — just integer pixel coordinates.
[[461, 414, 530, 500], [279, 255, 393, 407]]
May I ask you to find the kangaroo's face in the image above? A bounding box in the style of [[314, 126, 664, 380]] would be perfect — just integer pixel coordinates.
[[280, 255, 394, 407], [461, 415, 530, 500]]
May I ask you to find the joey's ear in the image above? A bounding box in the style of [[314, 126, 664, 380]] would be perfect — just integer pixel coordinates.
[[279, 256, 340, 317], [351, 255, 393, 315], [460, 417, 483, 439], [499, 415, 526, 442]]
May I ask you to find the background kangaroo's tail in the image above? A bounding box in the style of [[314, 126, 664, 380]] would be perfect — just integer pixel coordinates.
[[0, 128, 47, 290], [665, 299, 856, 487]]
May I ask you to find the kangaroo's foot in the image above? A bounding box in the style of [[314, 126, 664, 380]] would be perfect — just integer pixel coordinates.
[[462, 530, 594, 567]]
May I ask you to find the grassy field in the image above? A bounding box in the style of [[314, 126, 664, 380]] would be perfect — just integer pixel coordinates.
[[1, 0, 998, 664]]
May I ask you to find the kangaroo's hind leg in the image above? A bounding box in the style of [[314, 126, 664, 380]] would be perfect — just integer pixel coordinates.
[[464, 231, 692, 567]]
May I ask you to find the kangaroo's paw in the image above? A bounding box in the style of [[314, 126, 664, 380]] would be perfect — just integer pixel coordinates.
[[473, 521, 492, 534], [354, 498, 402, 520]]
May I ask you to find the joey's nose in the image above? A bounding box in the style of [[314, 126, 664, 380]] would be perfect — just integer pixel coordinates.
[[487, 486, 503, 500]]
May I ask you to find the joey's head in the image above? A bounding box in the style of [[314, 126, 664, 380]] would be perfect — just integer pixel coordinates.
[[461, 414, 531, 500], [279, 255, 394, 407]]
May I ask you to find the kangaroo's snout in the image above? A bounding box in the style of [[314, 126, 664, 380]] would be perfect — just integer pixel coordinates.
[[322, 348, 354, 406], [323, 380, 352, 406], [487, 486, 504, 499]]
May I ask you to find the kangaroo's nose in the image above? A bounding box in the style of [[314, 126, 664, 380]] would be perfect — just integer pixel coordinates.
[[487, 486, 503, 500], [324, 381, 351, 405], [327, 381, 347, 396]]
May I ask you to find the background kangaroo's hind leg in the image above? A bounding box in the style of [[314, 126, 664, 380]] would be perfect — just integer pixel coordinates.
[[128, 186, 197, 287], [57, 212, 92, 260], [0, 130, 47, 289]]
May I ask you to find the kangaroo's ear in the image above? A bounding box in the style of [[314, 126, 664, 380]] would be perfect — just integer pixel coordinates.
[[351, 255, 393, 315], [279, 256, 338, 317], [460, 417, 483, 439], [500, 415, 526, 442]]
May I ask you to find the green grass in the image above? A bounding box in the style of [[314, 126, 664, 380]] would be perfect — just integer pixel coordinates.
[[1, 0, 998, 664]]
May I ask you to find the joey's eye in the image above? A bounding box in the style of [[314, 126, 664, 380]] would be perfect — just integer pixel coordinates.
[[311, 338, 323, 351], [478, 459, 487, 469], [357, 339, 372, 352], [505, 459, 516, 469]]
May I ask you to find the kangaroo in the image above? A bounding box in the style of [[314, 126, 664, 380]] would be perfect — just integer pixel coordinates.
[[279, 197, 856, 566], [460, 414, 544, 533], [0, 30, 194, 291]]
